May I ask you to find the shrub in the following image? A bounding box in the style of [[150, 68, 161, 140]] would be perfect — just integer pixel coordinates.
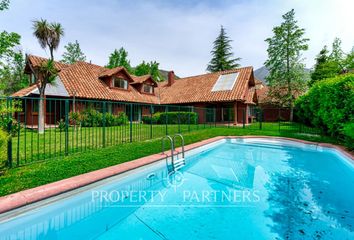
[[57, 119, 66, 131], [80, 108, 102, 127], [295, 74, 354, 136], [342, 122, 354, 150], [142, 111, 198, 124], [116, 112, 128, 125], [69, 111, 81, 126], [78, 108, 128, 127], [0, 129, 8, 170], [0, 117, 21, 137], [0, 99, 22, 137]]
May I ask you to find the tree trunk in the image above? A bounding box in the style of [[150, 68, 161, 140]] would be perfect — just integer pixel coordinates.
[[50, 48, 54, 61], [38, 94, 45, 134]]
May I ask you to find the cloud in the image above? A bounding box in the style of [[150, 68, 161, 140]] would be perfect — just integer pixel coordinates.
[[1, 0, 353, 77]]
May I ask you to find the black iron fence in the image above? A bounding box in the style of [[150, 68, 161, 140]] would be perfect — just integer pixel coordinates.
[[0, 97, 322, 168], [1, 97, 217, 167]]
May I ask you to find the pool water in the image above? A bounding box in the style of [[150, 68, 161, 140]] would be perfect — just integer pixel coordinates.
[[1, 139, 354, 239]]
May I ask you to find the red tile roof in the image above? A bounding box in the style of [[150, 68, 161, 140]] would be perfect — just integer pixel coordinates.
[[58, 61, 160, 103], [131, 75, 158, 87], [13, 55, 256, 105], [12, 85, 37, 97], [245, 86, 256, 104], [25, 55, 69, 71], [159, 67, 255, 104]]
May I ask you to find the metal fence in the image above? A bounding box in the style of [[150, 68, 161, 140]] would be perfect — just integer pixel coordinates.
[[1, 97, 217, 167], [228, 107, 323, 135], [0, 97, 322, 168]]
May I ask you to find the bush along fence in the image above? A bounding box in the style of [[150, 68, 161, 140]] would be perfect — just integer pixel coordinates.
[[1, 97, 218, 167], [0, 96, 323, 168]]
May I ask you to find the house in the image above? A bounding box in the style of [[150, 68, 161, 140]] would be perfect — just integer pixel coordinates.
[[254, 79, 291, 121], [12, 55, 257, 125]]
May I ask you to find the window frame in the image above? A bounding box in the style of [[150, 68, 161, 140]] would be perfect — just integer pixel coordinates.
[[112, 77, 128, 90], [143, 84, 154, 94]]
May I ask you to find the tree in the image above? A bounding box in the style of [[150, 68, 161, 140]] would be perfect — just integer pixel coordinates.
[[329, 37, 345, 70], [134, 61, 150, 76], [148, 61, 162, 81], [134, 60, 162, 81], [0, 31, 20, 59], [106, 47, 132, 73], [309, 46, 338, 86], [0, 0, 20, 61], [61, 40, 86, 64], [344, 46, 354, 70], [0, 0, 9, 11], [33, 19, 64, 61], [32, 19, 64, 133], [265, 9, 309, 121], [0, 1, 25, 95], [207, 26, 241, 72], [0, 50, 28, 95]]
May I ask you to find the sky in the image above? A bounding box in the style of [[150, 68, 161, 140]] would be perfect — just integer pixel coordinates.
[[1, 0, 353, 77]]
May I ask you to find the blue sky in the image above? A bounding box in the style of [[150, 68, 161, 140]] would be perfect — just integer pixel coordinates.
[[1, 0, 353, 77]]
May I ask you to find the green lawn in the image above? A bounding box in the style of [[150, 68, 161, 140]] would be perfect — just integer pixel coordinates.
[[0, 126, 337, 197], [11, 123, 214, 165], [10, 121, 321, 166]]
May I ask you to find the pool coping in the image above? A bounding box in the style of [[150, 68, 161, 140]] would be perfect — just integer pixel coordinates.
[[0, 135, 352, 214]]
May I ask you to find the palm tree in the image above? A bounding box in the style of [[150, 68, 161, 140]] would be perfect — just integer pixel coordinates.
[[32, 19, 64, 133]]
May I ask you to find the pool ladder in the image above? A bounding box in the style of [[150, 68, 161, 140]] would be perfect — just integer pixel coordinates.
[[161, 134, 185, 173]]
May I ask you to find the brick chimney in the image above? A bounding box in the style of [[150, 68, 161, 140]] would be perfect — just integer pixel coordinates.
[[167, 71, 175, 86]]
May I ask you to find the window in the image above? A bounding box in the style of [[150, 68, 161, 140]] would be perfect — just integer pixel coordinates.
[[113, 78, 128, 89], [211, 72, 239, 92], [143, 84, 153, 94], [30, 73, 36, 84]]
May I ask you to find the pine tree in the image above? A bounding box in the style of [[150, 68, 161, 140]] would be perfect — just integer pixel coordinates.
[[207, 26, 240, 72], [106, 47, 132, 73], [61, 40, 86, 64], [265, 9, 309, 121], [309, 45, 338, 86]]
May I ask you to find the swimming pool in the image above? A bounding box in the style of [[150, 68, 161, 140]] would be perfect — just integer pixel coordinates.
[[0, 138, 353, 239]]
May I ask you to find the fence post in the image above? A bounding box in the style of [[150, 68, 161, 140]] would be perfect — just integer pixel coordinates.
[[64, 99, 69, 156], [165, 105, 168, 135], [102, 102, 106, 147], [242, 108, 245, 128], [7, 97, 13, 168], [129, 103, 133, 142], [150, 104, 153, 139]]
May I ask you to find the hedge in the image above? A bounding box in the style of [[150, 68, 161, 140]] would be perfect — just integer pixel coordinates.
[[69, 108, 128, 127], [295, 74, 354, 148], [142, 112, 198, 124]]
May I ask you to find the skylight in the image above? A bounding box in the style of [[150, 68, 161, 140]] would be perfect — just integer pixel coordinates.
[[211, 72, 239, 92]]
